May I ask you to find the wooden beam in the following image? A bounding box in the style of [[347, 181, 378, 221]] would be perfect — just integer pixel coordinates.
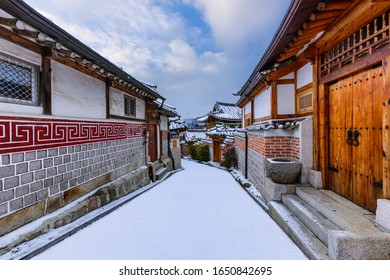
[[303, 17, 336, 30], [310, 10, 344, 21], [0, 25, 42, 54], [316, 0, 389, 52], [320, 45, 390, 84], [42, 47, 52, 115], [317, 2, 353, 11]]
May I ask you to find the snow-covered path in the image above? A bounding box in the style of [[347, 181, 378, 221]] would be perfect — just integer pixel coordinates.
[[33, 160, 307, 260]]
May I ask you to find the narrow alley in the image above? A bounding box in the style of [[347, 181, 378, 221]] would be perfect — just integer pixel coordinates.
[[32, 160, 307, 260]]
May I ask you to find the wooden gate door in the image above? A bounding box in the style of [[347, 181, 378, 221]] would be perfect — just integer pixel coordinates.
[[328, 66, 384, 212], [213, 140, 221, 162], [148, 125, 158, 162]]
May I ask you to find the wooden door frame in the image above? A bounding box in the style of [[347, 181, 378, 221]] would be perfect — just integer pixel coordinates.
[[317, 54, 390, 202]]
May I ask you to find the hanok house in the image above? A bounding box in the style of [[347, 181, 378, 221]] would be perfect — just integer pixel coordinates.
[[0, 0, 177, 246], [196, 101, 242, 161], [235, 0, 390, 259], [197, 101, 242, 130], [206, 124, 238, 162]]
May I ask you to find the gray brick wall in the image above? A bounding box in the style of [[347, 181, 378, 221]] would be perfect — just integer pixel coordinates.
[[236, 147, 245, 175], [0, 137, 145, 219], [247, 148, 266, 192]]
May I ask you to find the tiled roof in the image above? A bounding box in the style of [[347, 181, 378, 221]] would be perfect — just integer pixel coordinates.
[[209, 102, 242, 122], [183, 129, 207, 142], [169, 119, 187, 131]]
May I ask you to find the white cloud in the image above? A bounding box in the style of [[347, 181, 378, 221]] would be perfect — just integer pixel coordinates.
[[183, 0, 290, 51], [24, 0, 290, 117]]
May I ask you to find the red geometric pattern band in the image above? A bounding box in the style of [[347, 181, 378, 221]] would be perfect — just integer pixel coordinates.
[[0, 116, 147, 154]]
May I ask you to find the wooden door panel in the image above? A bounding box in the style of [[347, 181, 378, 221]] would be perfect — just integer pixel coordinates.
[[148, 125, 157, 162], [329, 77, 353, 199], [328, 67, 384, 212]]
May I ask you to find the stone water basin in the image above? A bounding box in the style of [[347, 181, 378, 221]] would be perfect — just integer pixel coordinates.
[[265, 157, 302, 184]]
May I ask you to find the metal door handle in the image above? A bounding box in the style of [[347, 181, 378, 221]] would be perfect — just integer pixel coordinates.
[[352, 130, 360, 146], [346, 129, 353, 145]]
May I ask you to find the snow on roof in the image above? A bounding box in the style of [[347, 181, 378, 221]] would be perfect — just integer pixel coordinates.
[[183, 129, 207, 142], [247, 117, 307, 131], [195, 114, 209, 123], [206, 123, 239, 138], [209, 102, 242, 122], [169, 119, 187, 131]]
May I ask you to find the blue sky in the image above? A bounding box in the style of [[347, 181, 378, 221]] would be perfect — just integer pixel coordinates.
[[24, 0, 291, 118]]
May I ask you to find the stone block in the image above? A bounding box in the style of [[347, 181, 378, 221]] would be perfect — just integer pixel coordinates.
[[24, 193, 37, 206], [10, 198, 23, 212], [1, 155, 10, 165], [30, 180, 44, 192], [15, 185, 29, 197], [0, 203, 7, 216], [0, 189, 14, 204], [376, 199, 390, 231], [0, 200, 45, 236], [309, 170, 323, 189], [25, 151, 36, 161], [46, 194, 64, 214], [21, 172, 34, 185], [11, 153, 24, 164], [328, 230, 390, 259], [0, 165, 15, 179], [264, 177, 297, 202], [16, 162, 28, 175], [29, 160, 42, 171], [4, 176, 19, 190]]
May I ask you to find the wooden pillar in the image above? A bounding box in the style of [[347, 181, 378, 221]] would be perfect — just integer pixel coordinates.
[[318, 83, 328, 187], [105, 79, 111, 119], [312, 50, 320, 170], [251, 99, 255, 125], [271, 83, 277, 119], [383, 56, 390, 199], [41, 47, 52, 115]]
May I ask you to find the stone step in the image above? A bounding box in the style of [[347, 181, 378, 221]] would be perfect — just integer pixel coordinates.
[[296, 187, 380, 233], [155, 166, 168, 180], [269, 201, 330, 260], [282, 194, 340, 245]]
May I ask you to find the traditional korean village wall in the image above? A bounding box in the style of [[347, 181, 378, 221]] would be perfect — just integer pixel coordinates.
[[0, 3, 168, 236]]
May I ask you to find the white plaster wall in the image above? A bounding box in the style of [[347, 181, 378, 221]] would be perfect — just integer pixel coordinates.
[[297, 63, 313, 88], [244, 102, 251, 114], [160, 115, 168, 131], [0, 38, 41, 67], [277, 84, 295, 115], [51, 61, 106, 119], [254, 88, 271, 119], [109, 87, 145, 120], [280, 72, 295, 80]]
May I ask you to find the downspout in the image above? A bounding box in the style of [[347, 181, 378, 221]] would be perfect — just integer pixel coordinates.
[[245, 130, 248, 179]]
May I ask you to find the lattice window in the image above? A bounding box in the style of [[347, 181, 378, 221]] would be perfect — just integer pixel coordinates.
[[124, 95, 136, 117], [0, 53, 39, 105], [297, 89, 313, 114], [321, 11, 389, 78]]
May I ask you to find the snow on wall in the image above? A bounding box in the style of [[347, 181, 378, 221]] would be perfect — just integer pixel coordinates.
[[51, 61, 106, 119], [277, 84, 295, 115], [297, 63, 313, 88], [254, 88, 271, 119], [109, 87, 145, 120]]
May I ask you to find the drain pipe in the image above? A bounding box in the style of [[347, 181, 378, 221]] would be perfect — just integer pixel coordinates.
[[245, 130, 248, 179]]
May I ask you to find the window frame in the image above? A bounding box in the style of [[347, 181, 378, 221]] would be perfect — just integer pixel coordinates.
[[124, 94, 136, 117], [0, 52, 40, 106]]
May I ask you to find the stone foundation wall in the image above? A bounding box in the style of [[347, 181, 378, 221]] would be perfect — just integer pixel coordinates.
[[161, 131, 169, 158], [170, 137, 182, 169], [234, 137, 246, 175], [0, 137, 146, 236]]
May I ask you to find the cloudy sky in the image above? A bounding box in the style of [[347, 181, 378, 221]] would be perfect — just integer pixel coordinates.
[[24, 0, 291, 118]]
